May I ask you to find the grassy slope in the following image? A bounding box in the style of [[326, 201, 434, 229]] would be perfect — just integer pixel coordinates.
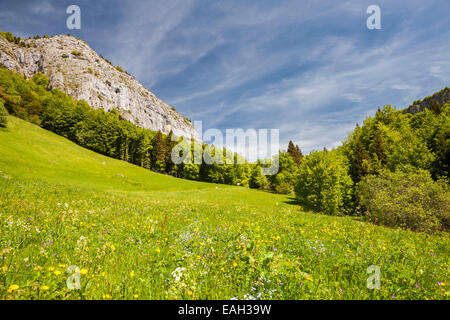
[[0, 116, 448, 300]]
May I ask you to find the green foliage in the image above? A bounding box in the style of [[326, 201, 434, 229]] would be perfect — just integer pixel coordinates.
[[357, 168, 450, 233], [287, 140, 303, 166], [0, 31, 15, 42], [31, 72, 49, 88], [295, 150, 353, 215], [0, 99, 8, 127], [71, 50, 82, 57], [1, 117, 448, 300], [115, 66, 125, 72], [344, 106, 435, 183]]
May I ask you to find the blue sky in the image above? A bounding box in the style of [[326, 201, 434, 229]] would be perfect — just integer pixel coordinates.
[[0, 0, 449, 153]]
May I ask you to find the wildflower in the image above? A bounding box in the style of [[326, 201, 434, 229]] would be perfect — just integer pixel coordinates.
[[103, 294, 112, 299], [391, 295, 395, 299], [40, 285, 49, 291], [54, 270, 61, 276], [7, 284, 19, 293], [133, 294, 139, 299], [48, 266, 55, 272], [233, 262, 237, 267], [130, 271, 135, 277], [110, 244, 115, 251], [187, 290, 193, 296], [80, 268, 88, 275], [34, 266, 41, 271], [1, 266, 7, 272], [155, 248, 161, 253]]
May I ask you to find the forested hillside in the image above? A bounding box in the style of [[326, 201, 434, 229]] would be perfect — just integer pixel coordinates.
[[0, 65, 449, 233]]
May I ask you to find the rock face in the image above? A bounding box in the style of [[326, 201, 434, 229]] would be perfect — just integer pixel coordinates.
[[403, 87, 450, 115], [0, 34, 198, 140]]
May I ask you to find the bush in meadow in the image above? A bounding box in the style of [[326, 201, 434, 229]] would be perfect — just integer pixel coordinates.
[[357, 168, 450, 232], [0, 100, 8, 127]]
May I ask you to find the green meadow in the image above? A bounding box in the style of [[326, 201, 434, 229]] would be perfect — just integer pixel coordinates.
[[0, 116, 448, 300]]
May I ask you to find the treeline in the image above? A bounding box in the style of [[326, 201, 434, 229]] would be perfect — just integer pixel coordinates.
[[0, 65, 448, 232], [0, 67, 303, 191], [294, 97, 450, 232]]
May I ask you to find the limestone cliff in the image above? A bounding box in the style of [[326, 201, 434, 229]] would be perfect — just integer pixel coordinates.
[[0, 34, 198, 140]]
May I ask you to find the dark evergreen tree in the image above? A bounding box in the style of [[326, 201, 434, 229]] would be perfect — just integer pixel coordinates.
[[287, 140, 303, 166]]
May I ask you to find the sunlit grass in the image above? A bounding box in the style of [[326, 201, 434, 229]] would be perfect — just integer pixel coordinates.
[[0, 117, 448, 300]]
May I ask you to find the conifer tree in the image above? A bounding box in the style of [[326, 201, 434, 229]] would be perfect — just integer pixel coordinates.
[[287, 140, 303, 166]]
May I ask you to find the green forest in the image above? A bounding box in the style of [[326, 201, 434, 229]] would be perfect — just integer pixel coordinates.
[[0, 66, 449, 233]]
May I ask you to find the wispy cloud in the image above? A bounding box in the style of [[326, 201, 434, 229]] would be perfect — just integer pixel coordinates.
[[0, 0, 448, 155]]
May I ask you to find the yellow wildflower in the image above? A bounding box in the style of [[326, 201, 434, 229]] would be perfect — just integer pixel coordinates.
[[40, 285, 49, 291], [80, 268, 88, 275], [7, 284, 19, 293]]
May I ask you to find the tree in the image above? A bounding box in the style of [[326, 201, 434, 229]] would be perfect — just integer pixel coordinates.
[[295, 150, 353, 215], [0, 100, 8, 127], [430, 100, 442, 115], [152, 131, 169, 172], [287, 140, 303, 166]]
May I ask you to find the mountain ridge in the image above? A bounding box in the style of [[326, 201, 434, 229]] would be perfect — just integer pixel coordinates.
[[0, 33, 198, 140]]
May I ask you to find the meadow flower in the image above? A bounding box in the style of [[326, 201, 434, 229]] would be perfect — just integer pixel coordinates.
[[54, 270, 61, 276], [7, 284, 19, 293], [187, 290, 193, 296], [130, 271, 135, 277], [133, 294, 139, 299], [80, 268, 88, 275], [40, 285, 49, 291]]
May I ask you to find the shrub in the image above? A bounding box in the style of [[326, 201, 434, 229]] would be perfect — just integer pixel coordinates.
[[294, 150, 353, 215], [71, 50, 82, 57], [0, 100, 8, 127], [357, 168, 450, 233], [115, 66, 124, 72]]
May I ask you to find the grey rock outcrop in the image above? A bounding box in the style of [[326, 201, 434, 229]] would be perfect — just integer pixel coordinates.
[[0, 34, 198, 140], [403, 87, 450, 115]]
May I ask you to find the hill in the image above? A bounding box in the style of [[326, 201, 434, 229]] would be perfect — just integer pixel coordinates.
[[0, 116, 448, 299]]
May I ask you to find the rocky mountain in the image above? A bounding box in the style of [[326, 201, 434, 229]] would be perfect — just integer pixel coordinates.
[[0, 34, 198, 140], [403, 87, 450, 115]]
